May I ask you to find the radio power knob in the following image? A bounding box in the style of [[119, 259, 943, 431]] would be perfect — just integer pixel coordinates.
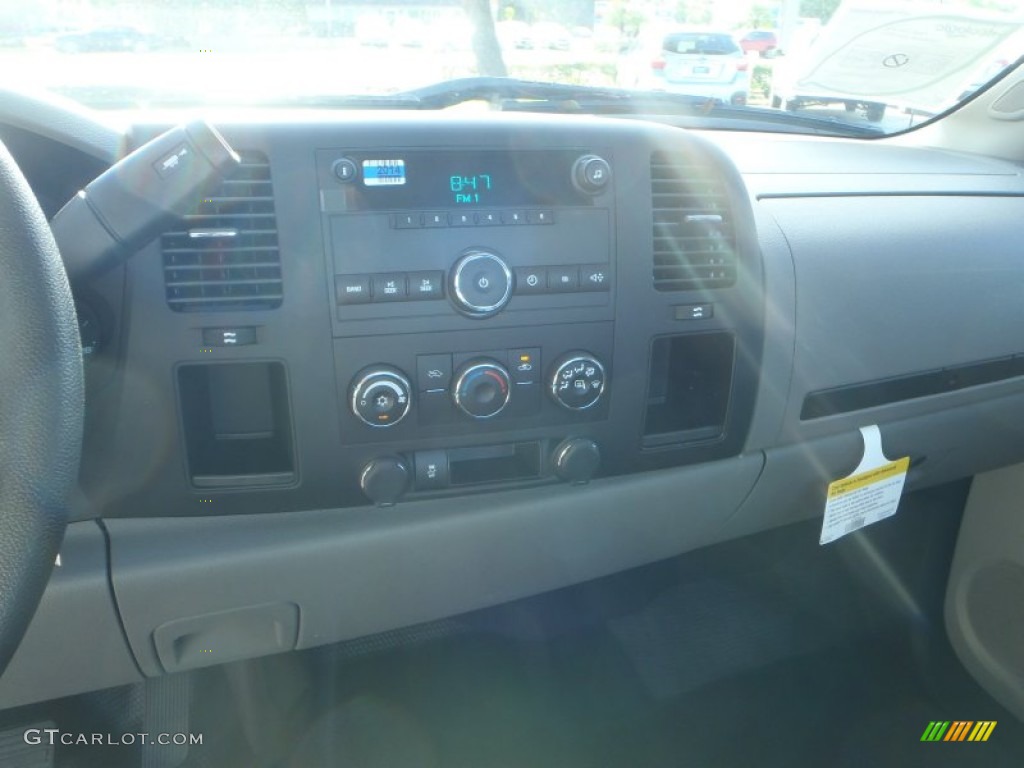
[[572, 154, 612, 194], [449, 250, 514, 318]]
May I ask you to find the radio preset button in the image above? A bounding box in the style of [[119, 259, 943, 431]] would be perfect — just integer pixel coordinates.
[[424, 212, 447, 227], [450, 251, 514, 317], [502, 210, 526, 225], [527, 210, 555, 225], [393, 213, 421, 229], [450, 211, 474, 226]]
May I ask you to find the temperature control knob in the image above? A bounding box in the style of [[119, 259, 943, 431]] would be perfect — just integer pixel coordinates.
[[350, 367, 412, 428], [550, 353, 606, 411], [572, 154, 612, 194], [453, 359, 511, 419], [449, 250, 514, 318]]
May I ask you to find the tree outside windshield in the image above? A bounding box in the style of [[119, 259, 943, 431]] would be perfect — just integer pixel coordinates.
[[0, 0, 1020, 135]]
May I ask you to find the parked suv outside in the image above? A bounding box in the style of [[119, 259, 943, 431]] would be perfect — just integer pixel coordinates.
[[621, 29, 750, 106]]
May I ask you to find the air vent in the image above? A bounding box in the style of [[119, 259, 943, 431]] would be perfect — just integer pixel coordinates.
[[162, 151, 282, 311], [651, 151, 736, 291]]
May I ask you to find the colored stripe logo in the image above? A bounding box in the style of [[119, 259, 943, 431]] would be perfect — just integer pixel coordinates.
[[921, 721, 996, 742]]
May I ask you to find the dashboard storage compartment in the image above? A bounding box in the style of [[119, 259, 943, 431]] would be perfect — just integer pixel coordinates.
[[448, 442, 541, 486], [177, 362, 295, 488], [643, 332, 735, 447]]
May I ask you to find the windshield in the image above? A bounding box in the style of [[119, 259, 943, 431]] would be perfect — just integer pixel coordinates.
[[2, 0, 1022, 136]]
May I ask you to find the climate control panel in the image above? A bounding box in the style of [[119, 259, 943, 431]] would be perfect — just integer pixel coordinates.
[[346, 347, 609, 429], [334, 323, 614, 452]]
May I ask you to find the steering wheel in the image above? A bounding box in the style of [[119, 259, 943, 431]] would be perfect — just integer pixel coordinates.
[[0, 141, 83, 675]]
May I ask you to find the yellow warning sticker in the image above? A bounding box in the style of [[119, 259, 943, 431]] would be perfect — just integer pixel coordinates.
[[820, 426, 909, 545]]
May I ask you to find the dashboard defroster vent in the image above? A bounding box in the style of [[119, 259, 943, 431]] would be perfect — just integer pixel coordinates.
[[162, 151, 282, 312], [651, 151, 736, 291]]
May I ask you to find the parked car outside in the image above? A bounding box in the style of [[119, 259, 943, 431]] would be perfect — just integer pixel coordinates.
[[739, 29, 778, 57], [621, 29, 750, 106], [54, 26, 187, 53]]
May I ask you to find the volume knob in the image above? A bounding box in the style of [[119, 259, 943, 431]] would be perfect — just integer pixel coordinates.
[[449, 250, 514, 318]]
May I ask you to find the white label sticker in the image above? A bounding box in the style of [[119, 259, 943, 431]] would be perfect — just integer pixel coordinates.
[[820, 425, 909, 545], [362, 159, 406, 186]]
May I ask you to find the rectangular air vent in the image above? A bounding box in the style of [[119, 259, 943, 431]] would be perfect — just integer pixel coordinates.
[[162, 151, 282, 312], [651, 151, 736, 291]]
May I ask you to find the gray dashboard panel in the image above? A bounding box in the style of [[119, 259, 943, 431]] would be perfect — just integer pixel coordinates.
[[105, 454, 763, 677], [762, 194, 1024, 441], [0, 522, 142, 709]]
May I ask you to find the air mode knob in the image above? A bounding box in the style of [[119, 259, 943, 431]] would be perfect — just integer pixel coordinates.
[[453, 359, 511, 419], [550, 353, 607, 411], [449, 250, 514, 318]]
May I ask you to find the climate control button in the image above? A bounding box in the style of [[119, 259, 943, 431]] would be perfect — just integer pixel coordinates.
[[550, 353, 606, 411], [450, 250, 514, 318], [351, 367, 412, 427], [453, 359, 511, 419]]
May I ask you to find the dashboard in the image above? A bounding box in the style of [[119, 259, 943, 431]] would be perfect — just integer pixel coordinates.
[[3, 101, 1024, 715], [76, 115, 765, 519]]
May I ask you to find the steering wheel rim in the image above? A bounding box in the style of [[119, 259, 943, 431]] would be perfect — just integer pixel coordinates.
[[0, 140, 83, 675]]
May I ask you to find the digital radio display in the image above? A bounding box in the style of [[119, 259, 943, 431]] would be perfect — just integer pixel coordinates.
[[340, 150, 596, 211]]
